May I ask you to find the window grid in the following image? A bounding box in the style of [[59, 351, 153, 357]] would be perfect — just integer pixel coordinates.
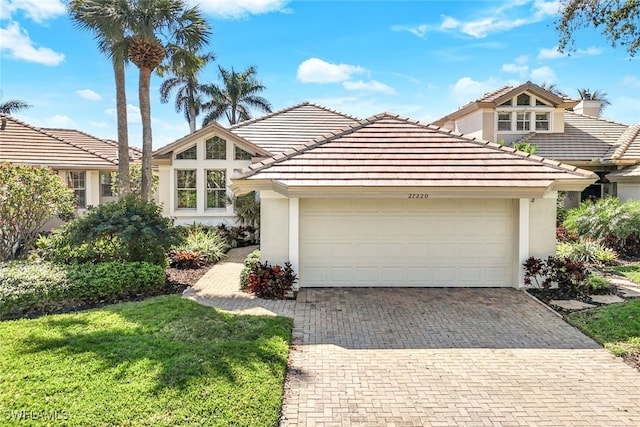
[[176, 169, 197, 209], [206, 169, 227, 209], [68, 171, 86, 208], [235, 145, 253, 160], [176, 145, 197, 160], [516, 93, 531, 106], [100, 172, 114, 197], [497, 112, 511, 131], [516, 112, 531, 131], [206, 136, 226, 160], [535, 112, 550, 131]]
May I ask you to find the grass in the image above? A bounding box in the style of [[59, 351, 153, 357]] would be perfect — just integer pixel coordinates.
[[0, 295, 292, 426], [608, 265, 640, 284], [566, 299, 640, 357]]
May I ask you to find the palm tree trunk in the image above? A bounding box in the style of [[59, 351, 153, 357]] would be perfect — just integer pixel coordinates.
[[114, 59, 131, 198], [188, 86, 196, 133], [138, 66, 153, 202]]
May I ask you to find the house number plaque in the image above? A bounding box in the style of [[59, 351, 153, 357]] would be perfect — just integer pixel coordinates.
[[408, 194, 429, 199]]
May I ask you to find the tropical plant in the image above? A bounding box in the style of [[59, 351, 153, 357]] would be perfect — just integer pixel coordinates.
[[538, 81, 565, 97], [110, 164, 159, 197], [247, 261, 297, 299], [202, 65, 272, 126], [577, 88, 611, 113], [240, 249, 261, 289], [124, 0, 210, 201], [174, 228, 229, 263], [159, 49, 215, 133], [557, 0, 640, 57], [0, 163, 75, 260], [230, 191, 260, 227], [556, 239, 618, 265], [0, 97, 31, 114], [563, 197, 640, 256], [68, 0, 131, 197]]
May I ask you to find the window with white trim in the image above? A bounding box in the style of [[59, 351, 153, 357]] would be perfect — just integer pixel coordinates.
[[497, 112, 511, 131], [516, 112, 531, 131], [206, 169, 226, 209], [176, 145, 197, 160], [234, 145, 253, 160], [535, 112, 550, 130], [517, 93, 531, 106], [206, 136, 226, 160], [100, 172, 114, 197], [176, 169, 197, 209], [68, 171, 86, 208]]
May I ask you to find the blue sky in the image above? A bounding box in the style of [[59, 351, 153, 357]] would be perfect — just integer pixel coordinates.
[[1, 0, 639, 149]]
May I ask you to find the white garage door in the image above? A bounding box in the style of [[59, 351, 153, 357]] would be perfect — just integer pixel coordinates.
[[300, 198, 515, 287]]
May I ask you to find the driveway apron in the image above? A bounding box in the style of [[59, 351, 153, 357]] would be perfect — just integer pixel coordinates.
[[281, 288, 640, 426]]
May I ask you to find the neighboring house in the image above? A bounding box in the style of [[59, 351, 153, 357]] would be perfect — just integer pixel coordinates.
[[152, 102, 360, 225], [0, 114, 141, 211], [231, 113, 596, 288], [431, 81, 640, 206]]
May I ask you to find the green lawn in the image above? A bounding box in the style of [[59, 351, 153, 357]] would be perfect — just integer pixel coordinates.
[[0, 295, 292, 426], [608, 265, 640, 284], [566, 299, 640, 357]]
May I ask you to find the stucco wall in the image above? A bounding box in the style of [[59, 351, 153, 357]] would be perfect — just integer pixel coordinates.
[[455, 110, 484, 139], [617, 183, 640, 202], [529, 195, 557, 258], [259, 191, 290, 265]]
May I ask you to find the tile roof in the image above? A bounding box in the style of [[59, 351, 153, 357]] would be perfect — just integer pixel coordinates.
[[234, 113, 596, 191], [229, 102, 360, 154], [516, 112, 630, 161], [612, 124, 640, 160], [0, 114, 121, 169], [43, 128, 142, 163], [608, 164, 640, 178]]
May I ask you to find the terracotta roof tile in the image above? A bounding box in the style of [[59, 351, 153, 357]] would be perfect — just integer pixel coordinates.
[[612, 124, 640, 160], [43, 128, 142, 163], [229, 102, 360, 154], [0, 115, 121, 168], [608, 164, 640, 178], [234, 113, 596, 190]]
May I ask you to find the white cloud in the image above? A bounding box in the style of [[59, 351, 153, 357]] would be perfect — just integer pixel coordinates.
[[576, 46, 603, 56], [530, 66, 557, 83], [105, 104, 142, 124], [0, 0, 66, 23], [532, 0, 561, 19], [194, 0, 290, 18], [450, 77, 501, 104], [538, 46, 565, 60], [89, 121, 108, 129], [76, 89, 102, 101], [297, 58, 367, 84], [41, 114, 78, 128], [622, 75, 640, 90], [342, 80, 396, 95], [502, 55, 530, 77], [0, 21, 64, 66]]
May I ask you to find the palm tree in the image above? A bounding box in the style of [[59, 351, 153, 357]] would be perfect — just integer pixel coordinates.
[[0, 99, 31, 114], [159, 50, 215, 133], [538, 81, 565, 97], [68, 0, 131, 198], [202, 65, 272, 126], [577, 88, 611, 113], [124, 0, 210, 201]]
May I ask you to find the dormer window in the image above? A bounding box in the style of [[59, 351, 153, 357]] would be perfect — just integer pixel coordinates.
[[517, 93, 531, 106], [176, 145, 197, 160]]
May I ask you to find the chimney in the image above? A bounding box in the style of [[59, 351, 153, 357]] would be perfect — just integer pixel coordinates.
[[574, 99, 601, 117]]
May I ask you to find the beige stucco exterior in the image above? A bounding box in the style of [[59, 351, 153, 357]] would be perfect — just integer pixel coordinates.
[[257, 193, 559, 288], [617, 183, 640, 201]]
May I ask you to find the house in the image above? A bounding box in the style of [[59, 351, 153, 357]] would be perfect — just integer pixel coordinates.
[[0, 114, 141, 211], [231, 113, 596, 288], [431, 81, 640, 206], [152, 102, 360, 225]]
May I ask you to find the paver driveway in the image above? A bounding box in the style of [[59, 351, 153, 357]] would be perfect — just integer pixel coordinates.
[[281, 288, 640, 426]]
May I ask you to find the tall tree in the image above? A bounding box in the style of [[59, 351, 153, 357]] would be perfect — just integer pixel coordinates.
[[557, 0, 640, 57], [159, 50, 215, 133], [538, 81, 565, 97], [577, 88, 611, 113], [124, 0, 210, 201], [68, 0, 131, 198], [202, 65, 272, 126], [0, 99, 31, 115]]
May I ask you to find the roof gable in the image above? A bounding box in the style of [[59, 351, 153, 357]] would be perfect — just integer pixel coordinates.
[[153, 120, 270, 159], [43, 128, 142, 163], [229, 102, 360, 154], [233, 112, 597, 195], [0, 114, 120, 168]]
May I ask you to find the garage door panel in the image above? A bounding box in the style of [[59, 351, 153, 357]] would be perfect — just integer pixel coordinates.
[[300, 199, 514, 287]]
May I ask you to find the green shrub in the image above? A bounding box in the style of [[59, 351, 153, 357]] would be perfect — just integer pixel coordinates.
[[564, 197, 640, 256], [247, 261, 297, 299], [240, 249, 261, 290], [174, 229, 228, 263], [0, 163, 75, 260], [556, 239, 617, 265], [581, 273, 611, 294], [49, 196, 180, 266], [32, 232, 126, 264], [0, 261, 166, 319]]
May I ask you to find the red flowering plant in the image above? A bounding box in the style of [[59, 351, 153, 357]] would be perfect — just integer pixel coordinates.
[[247, 261, 297, 299]]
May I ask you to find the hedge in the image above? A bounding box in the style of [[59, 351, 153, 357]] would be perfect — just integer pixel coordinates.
[[0, 261, 166, 319]]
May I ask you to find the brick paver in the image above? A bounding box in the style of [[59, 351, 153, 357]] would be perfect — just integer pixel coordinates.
[[282, 288, 640, 426], [183, 245, 296, 317], [187, 261, 640, 426]]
